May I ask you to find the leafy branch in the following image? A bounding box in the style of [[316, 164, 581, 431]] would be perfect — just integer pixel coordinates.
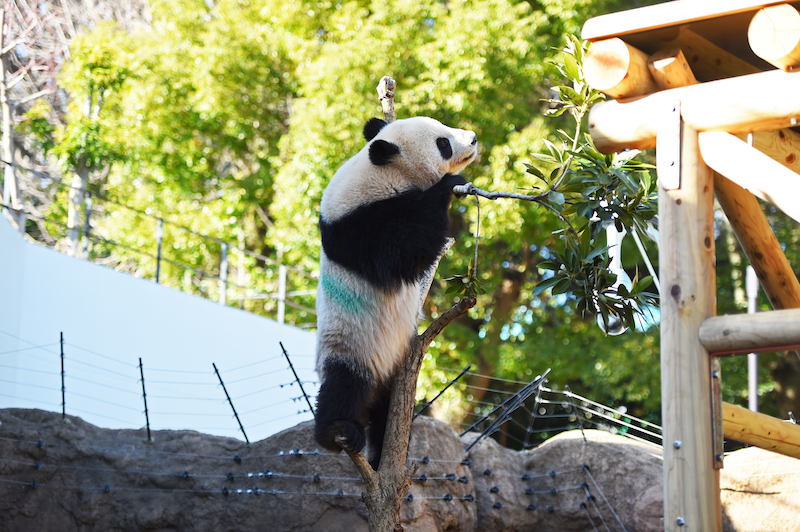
[[453, 34, 659, 332]]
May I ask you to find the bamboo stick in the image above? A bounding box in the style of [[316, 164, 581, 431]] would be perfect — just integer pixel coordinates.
[[699, 132, 800, 224], [658, 113, 721, 531], [700, 308, 800, 354], [748, 3, 800, 70], [588, 69, 800, 153], [584, 37, 660, 98], [723, 401, 800, 459]]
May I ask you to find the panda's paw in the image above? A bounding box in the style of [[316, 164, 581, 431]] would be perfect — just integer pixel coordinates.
[[315, 419, 366, 454], [440, 173, 467, 192]]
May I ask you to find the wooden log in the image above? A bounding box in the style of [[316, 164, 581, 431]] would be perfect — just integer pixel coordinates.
[[723, 401, 800, 459], [748, 3, 800, 70], [645, 35, 800, 175], [584, 37, 660, 98], [658, 113, 721, 531], [747, 127, 800, 175], [699, 132, 800, 224], [582, 0, 790, 42], [714, 174, 800, 311], [700, 308, 800, 354], [647, 47, 697, 89], [646, 39, 800, 314], [649, 27, 761, 81], [588, 69, 800, 153]]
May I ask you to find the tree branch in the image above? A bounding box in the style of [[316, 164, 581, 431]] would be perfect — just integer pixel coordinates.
[[376, 76, 396, 123], [453, 182, 578, 235]]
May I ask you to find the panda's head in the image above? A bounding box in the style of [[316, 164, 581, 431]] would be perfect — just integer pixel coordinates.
[[363, 116, 478, 188], [321, 116, 478, 221]]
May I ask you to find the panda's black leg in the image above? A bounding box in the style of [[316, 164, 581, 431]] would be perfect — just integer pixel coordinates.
[[314, 358, 371, 455], [366, 386, 391, 470]]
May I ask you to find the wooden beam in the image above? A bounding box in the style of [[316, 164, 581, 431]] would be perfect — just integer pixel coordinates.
[[648, 47, 698, 89], [647, 44, 800, 315], [658, 113, 721, 531], [748, 3, 800, 70], [582, 0, 792, 42], [699, 132, 800, 224], [584, 38, 660, 98], [745, 128, 800, 175], [700, 308, 800, 354], [648, 27, 762, 81], [714, 174, 800, 311], [645, 36, 800, 175], [588, 69, 800, 153], [723, 401, 800, 459]]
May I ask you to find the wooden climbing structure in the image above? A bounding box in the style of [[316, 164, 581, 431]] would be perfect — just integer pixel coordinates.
[[581, 1, 800, 530]]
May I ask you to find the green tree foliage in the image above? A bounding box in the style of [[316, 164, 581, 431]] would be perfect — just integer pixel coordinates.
[[21, 0, 798, 441]]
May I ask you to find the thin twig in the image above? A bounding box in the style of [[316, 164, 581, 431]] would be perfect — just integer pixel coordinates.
[[453, 182, 578, 235], [376, 76, 396, 123]]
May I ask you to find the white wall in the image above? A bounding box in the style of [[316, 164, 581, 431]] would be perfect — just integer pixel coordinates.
[[0, 216, 318, 443]]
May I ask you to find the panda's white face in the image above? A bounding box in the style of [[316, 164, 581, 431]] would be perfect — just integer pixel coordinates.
[[370, 117, 478, 185], [321, 116, 478, 221]]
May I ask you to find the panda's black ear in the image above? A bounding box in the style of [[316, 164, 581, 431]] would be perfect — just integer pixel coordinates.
[[369, 139, 400, 166], [363, 117, 388, 141]]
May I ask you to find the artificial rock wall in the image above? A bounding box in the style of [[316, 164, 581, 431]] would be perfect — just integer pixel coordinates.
[[0, 408, 797, 531]]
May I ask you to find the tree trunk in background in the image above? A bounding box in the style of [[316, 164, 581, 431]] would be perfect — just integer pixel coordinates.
[[66, 163, 89, 256], [1, 9, 25, 234]]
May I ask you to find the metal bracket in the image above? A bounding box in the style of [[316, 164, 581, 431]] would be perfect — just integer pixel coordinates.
[[656, 101, 682, 191], [711, 357, 724, 470]]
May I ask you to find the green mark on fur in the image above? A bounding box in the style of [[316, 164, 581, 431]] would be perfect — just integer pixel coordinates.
[[320, 273, 372, 316]]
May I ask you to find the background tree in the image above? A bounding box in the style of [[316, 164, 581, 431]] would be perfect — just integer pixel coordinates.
[[8, 0, 799, 445]]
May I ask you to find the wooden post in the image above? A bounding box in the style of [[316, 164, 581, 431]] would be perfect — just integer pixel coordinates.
[[658, 109, 720, 531]]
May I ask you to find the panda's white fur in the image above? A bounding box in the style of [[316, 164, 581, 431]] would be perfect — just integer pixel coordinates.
[[321, 117, 478, 220], [314, 116, 477, 469]]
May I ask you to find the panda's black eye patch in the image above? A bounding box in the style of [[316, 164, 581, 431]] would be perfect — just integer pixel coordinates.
[[436, 137, 452, 160]]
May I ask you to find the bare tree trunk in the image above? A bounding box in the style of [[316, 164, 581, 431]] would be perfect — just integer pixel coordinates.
[[66, 93, 97, 255], [0, 9, 25, 233], [338, 77, 478, 531], [344, 296, 476, 532], [66, 163, 89, 255]]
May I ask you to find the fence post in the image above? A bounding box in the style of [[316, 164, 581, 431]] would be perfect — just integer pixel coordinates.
[[277, 264, 287, 324], [138, 358, 153, 443], [212, 362, 249, 444], [219, 243, 228, 305], [155, 219, 163, 284], [280, 342, 315, 417], [82, 192, 92, 259], [60, 332, 65, 419]]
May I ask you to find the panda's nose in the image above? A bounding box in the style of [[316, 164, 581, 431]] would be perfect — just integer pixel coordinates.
[[471, 135, 478, 146]]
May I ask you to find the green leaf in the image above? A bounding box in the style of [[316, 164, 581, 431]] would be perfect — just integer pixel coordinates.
[[524, 163, 546, 180], [562, 52, 580, 81], [552, 277, 572, 295], [532, 276, 562, 297]]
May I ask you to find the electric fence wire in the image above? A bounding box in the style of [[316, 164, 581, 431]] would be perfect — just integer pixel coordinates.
[[0, 343, 60, 356]]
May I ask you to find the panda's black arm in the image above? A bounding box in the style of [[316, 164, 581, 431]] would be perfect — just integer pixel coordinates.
[[320, 174, 466, 289]]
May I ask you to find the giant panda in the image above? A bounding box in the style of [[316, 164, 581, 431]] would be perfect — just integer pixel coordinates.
[[314, 116, 478, 469]]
